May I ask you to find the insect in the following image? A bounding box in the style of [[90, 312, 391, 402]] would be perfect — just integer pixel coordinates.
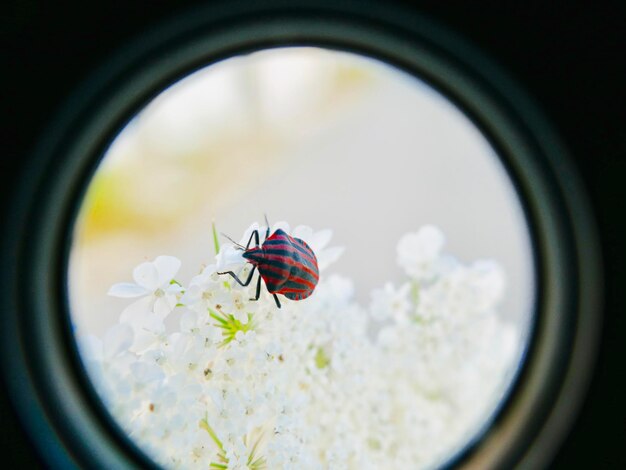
[[218, 219, 319, 308]]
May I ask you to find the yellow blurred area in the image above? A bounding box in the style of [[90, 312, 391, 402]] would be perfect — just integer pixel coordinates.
[[78, 50, 374, 243]]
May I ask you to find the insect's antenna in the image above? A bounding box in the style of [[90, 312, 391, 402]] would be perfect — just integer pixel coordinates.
[[264, 213, 271, 240], [221, 233, 245, 250]]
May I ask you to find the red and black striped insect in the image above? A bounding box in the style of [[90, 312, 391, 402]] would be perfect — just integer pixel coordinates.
[[218, 220, 319, 308]]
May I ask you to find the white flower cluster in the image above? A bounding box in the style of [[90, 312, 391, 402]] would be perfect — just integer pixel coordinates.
[[79, 223, 518, 469]]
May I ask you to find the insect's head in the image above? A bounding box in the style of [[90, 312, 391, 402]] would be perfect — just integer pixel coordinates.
[[242, 248, 263, 263]]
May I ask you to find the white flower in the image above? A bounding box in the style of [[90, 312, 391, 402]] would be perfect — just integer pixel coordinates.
[[109, 255, 183, 316], [468, 260, 506, 308], [81, 223, 519, 470], [102, 323, 135, 360], [130, 360, 165, 384], [216, 245, 246, 272], [108, 256, 183, 351], [291, 225, 344, 271], [397, 225, 445, 282], [180, 264, 232, 312], [369, 281, 412, 323], [229, 289, 257, 324], [77, 323, 135, 397], [234, 330, 256, 349]]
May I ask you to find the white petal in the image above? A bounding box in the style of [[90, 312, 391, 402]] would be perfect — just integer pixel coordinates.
[[180, 309, 198, 332], [471, 260, 506, 305], [239, 222, 260, 246], [154, 296, 175, 317], [130, 361, 164, 383], [213, 291, 234, 312], [133, 262, 160, 291], [143, 311, 167, 333], [103, 323, 134, 360], [119, 296, 153, 325], [180, 284, 201, 305], [190, 267, 220, 289], [317, 246, 345, 271], [396, 226, 446, 280], [377, 326, 400, 348], [77, 335, 102, 362], [200, 264, 218, 277], [216, 245, 246, 271], [308, 228, 333, 252], [154, 255, 182, 286], [188, 272, 207, 288], [398, 226, 445, 263], [324, 274, 355, 302], [234, 309, 249, 324], [165, 283, 184, 294], [130, 330, 159, 353], [291, 225, 313, 242], [107, 282, 149, 298], [418, 225, 445, 255], [208, 389, 224, 408]]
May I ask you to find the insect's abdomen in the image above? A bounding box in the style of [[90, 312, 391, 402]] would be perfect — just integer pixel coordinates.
[[258, 229, 319, 300]]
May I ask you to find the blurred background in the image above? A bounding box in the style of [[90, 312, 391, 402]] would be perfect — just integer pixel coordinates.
[[68, 47, 534, 338]]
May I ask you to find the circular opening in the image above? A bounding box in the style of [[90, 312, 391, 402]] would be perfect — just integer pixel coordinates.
[[68, 47, 534, 469]]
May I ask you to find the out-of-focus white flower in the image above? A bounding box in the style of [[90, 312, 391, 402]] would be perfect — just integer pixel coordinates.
[[369, 281, 412, 323], [397, 225, 445, 282], [102, 323, 135, 360], [292, 225, 344, 271], [469, 260, 506, 308]]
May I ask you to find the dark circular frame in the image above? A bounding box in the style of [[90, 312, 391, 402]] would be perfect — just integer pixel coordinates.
[[0, 1, 601, 469]]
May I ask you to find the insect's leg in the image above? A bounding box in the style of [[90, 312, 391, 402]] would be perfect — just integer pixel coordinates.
[[273, 293, 281, 309], [264, 214, 270, 240], [244, 229, 260, 250], [250, 274, 262, 302], [219, 265, 256, 286]]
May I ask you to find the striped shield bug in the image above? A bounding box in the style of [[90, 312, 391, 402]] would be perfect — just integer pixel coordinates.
[[218, 218, 319, 308]]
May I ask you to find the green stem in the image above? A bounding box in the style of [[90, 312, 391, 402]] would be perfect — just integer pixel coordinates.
[[247, 433, 263, 466], [199, 418, 224, 453], [251, 456, 267, 469], [411, 282, 420, 305], [209, 310, 228, 324], [212, 221, 220, 256]]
